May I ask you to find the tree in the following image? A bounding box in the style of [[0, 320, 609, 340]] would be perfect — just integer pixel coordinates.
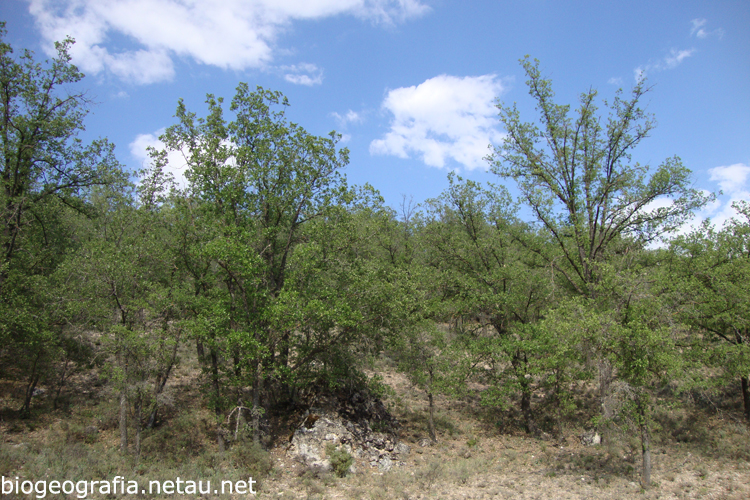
[[668, 202, 750, 423], [155, 85, 353, 445], [0, 23, 124, 416], [489, 56, 709, 437], [421, 174, 558, 435], [55, 175, 186, 455]]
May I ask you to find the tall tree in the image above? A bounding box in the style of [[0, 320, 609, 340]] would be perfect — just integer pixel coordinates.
[[0, 24, 123, 416], [156, 85, 352, 444], [55, 175, 186, 455], [489, 56, 709, 436], [421, 174, 555, 435]]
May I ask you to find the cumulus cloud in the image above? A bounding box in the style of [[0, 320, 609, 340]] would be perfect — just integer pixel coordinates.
[[692, 163, 750, 230], [607, 76, 624, 86], [27, 0, 429, 84], [370, 74, 505, 170], [709, 163, 750, 194], [281, 63, 323, 86], [129, 130, 190, 189], [642, 163, 750, 246]]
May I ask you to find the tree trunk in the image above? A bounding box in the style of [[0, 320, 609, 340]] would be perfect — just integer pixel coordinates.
[[741, 375, 750, 424], [196, 339, 205, 366], [427, 392, 437, 443], [512, 351, 538, 435], [210, 348, 225, 452], [252, 358, 263, 445], [147, 333, 181, 429], [637, 395, 651, 488], [598, 359, 614, 445], [521, 387, 539, 436], [134, 395, 142, 460], [19, 350, 42, 418], [119, 386, 128, 454], [117, 333, 128, 454]]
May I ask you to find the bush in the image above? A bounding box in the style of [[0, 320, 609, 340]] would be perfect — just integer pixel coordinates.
[[228, 441, 274, 478], [325, 444, 353, 478]]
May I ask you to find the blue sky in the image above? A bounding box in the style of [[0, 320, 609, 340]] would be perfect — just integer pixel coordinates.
[[2, 0, 749, 228]]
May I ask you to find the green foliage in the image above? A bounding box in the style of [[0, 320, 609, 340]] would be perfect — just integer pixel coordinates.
[[490, 56, 711, 297], [667, 201, 750, 420], [0, 22, 125, 416], [325, 444, 353, 477]]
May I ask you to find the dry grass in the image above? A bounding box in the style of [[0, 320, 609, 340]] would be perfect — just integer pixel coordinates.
[[1, 350, 749, 499]]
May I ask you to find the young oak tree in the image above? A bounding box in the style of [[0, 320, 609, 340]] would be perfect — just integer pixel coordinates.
[[668, 202, 750, 423], [421, 174, 555, 435], [489, 56, 710, 438], [55, 176, 186, 455], [0, 24, 124, 416]]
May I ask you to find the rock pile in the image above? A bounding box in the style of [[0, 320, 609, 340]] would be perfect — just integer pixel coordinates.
[[286, 389, 410, 472]]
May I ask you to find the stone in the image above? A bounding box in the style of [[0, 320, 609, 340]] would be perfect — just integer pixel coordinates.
[[286, 387, 408, 473], [394, 442, 411, 455], [377, 456, 393, 472], [580, 430, 601, 446]]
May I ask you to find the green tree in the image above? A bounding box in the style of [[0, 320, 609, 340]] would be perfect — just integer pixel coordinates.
[[421, 174, 558, 435], [668, 202, 750, 422], [0, 23, 123, 416], [55, 171, 186, 455], [489, 56, 709, 436], [155, 85, 353, 445]]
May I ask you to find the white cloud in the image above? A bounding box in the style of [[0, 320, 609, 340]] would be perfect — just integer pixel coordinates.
[[28, 0, 429, 84], [129, 130, 190, 189], [281, 63, 323, 86], [709, 163, 750, 195], [634, 48, 694, 82], [331, 109, 363, 127], [643, 163, 750, 246], [693, 163, 750, 230], [690, 18, 707, 37], [607, 77, 623, 86], [690, 18, 724, 39], [370, 74, 505, 170], [664, 48, 695, 69]]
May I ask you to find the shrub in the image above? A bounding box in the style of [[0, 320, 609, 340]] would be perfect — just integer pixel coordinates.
[[325, 444, 353, 478], [228, 441, 274, 478]]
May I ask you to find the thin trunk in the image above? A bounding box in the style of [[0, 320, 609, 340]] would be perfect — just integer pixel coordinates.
[[53, 358, 72, 410], [512, 351, 538, 435], [252, 358, 262, 445], [134, 395, 142, 460], [210, 348, 225, 452], [117, 332, 128, 454], [20, 373, 39, 419], [119, 386, 128, 454], [598, 359, 614, 445], [427, 392, 437, 443], [637, 396, 652, 488], [741, 375, 750, 424], [196, 339, 205, 366], [520, 387, 538, 436], [147, 332, 181, 429], [20, 352, 41, 418]]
